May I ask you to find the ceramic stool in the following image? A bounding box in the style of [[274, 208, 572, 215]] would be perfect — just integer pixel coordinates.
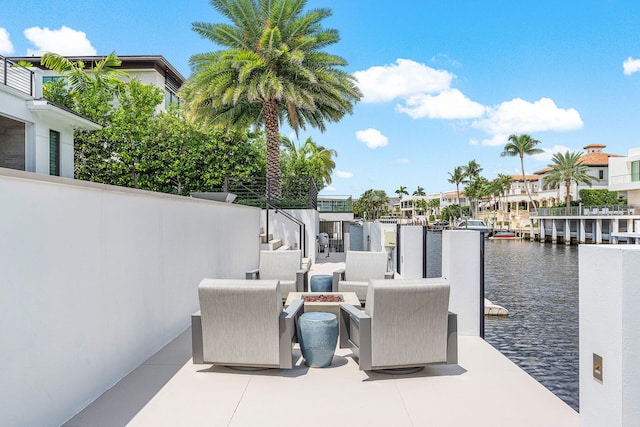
[[310, 274, 333, 292], [297, 312, 338, 367]]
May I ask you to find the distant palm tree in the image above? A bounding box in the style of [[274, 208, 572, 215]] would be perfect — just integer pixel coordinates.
[[182, 0, 361, 199], [280, 136, 337, 190], [496, 173, 513, 211], [501, 134, 543, 213], [543, 151, 596, 215], [464, 160, 483, 179], [448, 166, 468, 217], [413, 186, 426, 196], [395, 186, 409, 199]]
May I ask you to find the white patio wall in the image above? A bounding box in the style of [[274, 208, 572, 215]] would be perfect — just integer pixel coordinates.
[[442, 230, 482, 336], [579, 245, 640, 426], [0, 169, 260, 427], [261, 208, 319, 261]]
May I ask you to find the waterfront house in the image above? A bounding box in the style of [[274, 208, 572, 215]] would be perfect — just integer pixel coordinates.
[[0, 55, 100, 178], [535, 144, 620, 207], [608, 146, 640, 211]]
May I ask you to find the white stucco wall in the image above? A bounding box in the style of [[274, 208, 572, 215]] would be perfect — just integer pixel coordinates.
[[579, 245, 640, 427], [261, 208, 319, 261], [441, 230, 482, 336], [0, 169, 260, 427]]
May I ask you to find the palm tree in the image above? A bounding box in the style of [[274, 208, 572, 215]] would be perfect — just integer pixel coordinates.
[[280, 136, 337, 190], [182, 0, 361, 199], [448, 166, 468, 217], [501, 134, 543, 214], [543, 151, 596, 215], [496, 173, 513, 211], [413, 186, 426, 196], [465, 175, 488, 218], [41, 52, 127, 122], [395, 186, 409, 199], [464, 160, 483, 179], [41, 51, 126, 93]]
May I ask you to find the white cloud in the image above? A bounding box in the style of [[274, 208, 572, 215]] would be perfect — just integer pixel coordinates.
[[335, 170, 354, 179], [322, 185, 336, 192], [24, 26, 96, 56], [0, 28, 14, 54], [353, 58, 453, 103], [395, 158, 410, 164], [355, 128, 389, 149], [396, 89, 486, 119], [472, 97, 583, 136], [478, 133, 510, 147], [623, 57, 640, 76], [531, 145, 572, 162]]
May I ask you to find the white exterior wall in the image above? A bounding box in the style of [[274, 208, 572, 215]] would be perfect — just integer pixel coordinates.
[[261, 208, 319, 261], [441, 230, 481, 336], [579, 245, 640, 427], [0, 169, 260, 427]]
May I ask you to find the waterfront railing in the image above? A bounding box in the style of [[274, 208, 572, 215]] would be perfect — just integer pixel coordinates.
[[1, 55, 34, 96], [534, 205, 632, 217]]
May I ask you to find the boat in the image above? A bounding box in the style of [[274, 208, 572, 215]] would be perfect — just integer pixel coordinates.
[[489, 231, 520, 240], [454, 219, 493, 236]]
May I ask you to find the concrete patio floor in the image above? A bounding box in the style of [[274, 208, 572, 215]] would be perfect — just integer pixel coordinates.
[[64, 252, 578, 427]]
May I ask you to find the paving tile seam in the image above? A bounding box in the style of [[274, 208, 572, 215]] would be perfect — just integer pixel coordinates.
[[228, 374, 254, 426]]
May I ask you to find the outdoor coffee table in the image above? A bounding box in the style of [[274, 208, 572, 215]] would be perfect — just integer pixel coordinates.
[[284, 292, 361, 324]]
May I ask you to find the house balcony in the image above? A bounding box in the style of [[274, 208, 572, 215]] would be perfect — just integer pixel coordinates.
[[0, 55, 34, 96]]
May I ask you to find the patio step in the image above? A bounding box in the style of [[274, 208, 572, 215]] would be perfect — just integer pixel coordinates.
[[276, 244, 291, 251], [259, 233, 273, 243], [267, 239, 283, 250]]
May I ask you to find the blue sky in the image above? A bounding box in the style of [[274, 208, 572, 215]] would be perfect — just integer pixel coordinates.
[[3, 0, 640, 197]]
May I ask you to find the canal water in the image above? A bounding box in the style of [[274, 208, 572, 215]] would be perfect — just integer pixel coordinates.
[[484, 239, 579, 411]]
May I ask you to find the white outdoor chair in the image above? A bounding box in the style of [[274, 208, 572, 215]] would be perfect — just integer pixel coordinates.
[[246, 250, 309, 298], [339, 278, 458, 372], [192, 279, 303, 369], [332, 250, 393, 301]]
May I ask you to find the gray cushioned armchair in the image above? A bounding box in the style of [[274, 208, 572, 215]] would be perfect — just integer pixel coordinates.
[[246, 250, 309, 298], [332, 250, 393, 301], [192, 279, 303, 369], [339, 278, 458, 372]]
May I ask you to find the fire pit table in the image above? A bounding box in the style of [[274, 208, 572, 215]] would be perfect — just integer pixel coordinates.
[[284, 292, 361, 324]]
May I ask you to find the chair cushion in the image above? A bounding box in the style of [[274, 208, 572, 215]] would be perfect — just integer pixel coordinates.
[[366, 278, 450, 367], [259, 250, 302, 281], [337, 280, 368, 301], [198, 279, 281, 366], [344, 251, 388, 282]]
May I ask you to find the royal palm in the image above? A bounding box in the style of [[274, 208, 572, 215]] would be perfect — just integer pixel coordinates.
[[182, 0, 361, 198]]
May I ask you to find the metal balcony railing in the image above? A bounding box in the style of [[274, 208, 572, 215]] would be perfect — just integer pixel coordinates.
[[534, 205, 632, 216], [1, 55, 34, 96], [317, 196, 353, 213], [224, 176, 318, 210]]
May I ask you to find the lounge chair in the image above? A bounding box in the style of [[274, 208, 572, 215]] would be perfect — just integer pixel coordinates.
[[246, 250, 309, 298], [332, 250, 393, 301], [192, 278, 303, 369], [339, 278, 457, 372]]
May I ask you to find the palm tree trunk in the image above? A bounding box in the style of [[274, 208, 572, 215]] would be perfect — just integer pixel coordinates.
[[520, 156, 537, 214], [565, 180, 571, 215], [263, 99, 282, 200]]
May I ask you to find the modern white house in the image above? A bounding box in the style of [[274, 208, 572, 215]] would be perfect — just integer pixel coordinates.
[[9, 54, 185, 113], [0, 55, 101, 178], [608, 146, 640, 209]]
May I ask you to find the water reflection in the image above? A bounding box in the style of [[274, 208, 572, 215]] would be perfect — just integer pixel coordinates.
[[484, 240, 579, 411]]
